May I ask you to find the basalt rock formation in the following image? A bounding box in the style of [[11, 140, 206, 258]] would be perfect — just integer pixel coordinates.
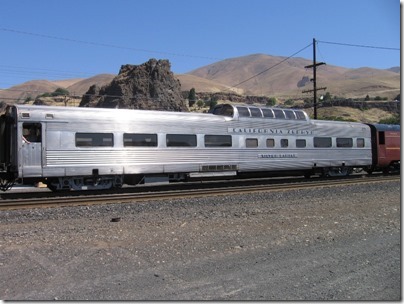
[[80, 59, 188, 111]]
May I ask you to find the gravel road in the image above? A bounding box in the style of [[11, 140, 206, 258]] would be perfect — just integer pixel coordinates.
[[0, 180, 400, 300]]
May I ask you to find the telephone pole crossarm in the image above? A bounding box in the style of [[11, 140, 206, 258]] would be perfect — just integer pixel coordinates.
[[302, 87, 327, 94], [305, 62, 326, 69]]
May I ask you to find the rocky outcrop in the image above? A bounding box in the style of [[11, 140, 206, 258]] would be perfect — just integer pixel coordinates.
[[80, 59, 188, 111], [184, 91, 275, 105]]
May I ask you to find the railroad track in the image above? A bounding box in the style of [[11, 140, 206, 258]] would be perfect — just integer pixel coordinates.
[[0, 174, 400, 210]]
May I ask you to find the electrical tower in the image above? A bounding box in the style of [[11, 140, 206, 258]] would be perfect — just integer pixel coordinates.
[[303, 38, 327, 119]]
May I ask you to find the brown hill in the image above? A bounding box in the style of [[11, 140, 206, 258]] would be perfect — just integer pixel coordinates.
[[187, 54, 400, 100], [0, 74, 115, 103], [67, 74, 115, 96], [51, 78, 84, 88], [175, 74, 243, 94], [0, 80, 62, 103]]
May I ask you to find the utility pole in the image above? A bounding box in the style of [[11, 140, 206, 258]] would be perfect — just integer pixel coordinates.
[[303, 38, 326, 119]]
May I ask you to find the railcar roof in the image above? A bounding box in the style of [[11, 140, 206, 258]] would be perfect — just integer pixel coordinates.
[[369, 123, 401, 132], [8, 104, 226, 121], [10, 103, 311, 123]]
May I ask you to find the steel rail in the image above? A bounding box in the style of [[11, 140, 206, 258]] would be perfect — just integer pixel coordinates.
[[0, 175, 399, 210]]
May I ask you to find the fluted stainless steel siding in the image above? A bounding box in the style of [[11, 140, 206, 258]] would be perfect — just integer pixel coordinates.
[[14, 105, 373, 178]]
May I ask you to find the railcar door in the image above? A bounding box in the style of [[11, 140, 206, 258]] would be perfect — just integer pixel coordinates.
[[377, 131, 386, 164], [21, 122, 43, 177]]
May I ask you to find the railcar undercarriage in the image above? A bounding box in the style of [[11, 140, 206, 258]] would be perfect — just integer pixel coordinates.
[[46, 175, 124, 191], [365, 161, 401, 174], [321, 166, 353, 177], [0, 177, 16, 191]]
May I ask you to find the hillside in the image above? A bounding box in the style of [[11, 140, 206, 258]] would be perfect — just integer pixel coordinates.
[[0, 80, 62, 103], [175, 74, 243, 94], [0, 53, 399, 107], [187, 54, 400, 100], [0, 74, 115, 103], [67, 74, 115, 96]]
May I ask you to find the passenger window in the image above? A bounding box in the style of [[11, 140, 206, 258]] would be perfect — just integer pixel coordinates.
[[284, 110, 296, 119], [266, 138, 275, 148], [166, 134, 197, 147], [212, 104, 234, 117], [76, 133, 113, 147], [22, 123, 41, 143], [281, 139, 288, 148], [237, 106, 250, 117], [124, 133, 157, 147], [273, 109, 285, 119], [221, 105, 234, 117], [204, 135, 232, 147], [249, 107, 262, 117], [246, 138, 258, 148], [262, 108, 274, 118], [296, 139, 306, 148], [357, 138, 365, 148], [294, 111, 306, 120], [336, 138, 353, 148], [314, 137, 332, 148]]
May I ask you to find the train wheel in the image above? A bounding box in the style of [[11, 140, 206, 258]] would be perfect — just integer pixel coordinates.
[[323, 167, 351, 177], [365, 168, 374, 175]]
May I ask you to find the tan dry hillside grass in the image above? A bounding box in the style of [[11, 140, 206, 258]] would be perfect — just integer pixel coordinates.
[[304, 106, 396, 123]]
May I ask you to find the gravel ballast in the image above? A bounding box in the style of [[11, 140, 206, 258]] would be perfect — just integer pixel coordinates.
[[0, 181, 400, 300]]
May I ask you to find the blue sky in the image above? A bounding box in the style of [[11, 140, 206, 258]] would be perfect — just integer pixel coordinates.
[[0, 0, 400, 88]]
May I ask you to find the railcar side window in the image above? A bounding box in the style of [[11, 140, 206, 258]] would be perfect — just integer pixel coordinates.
[[166, 134, 197, 147], [237, 106, 250, 117], [246, 138, 258, 148], [296, 139, 306, 148], [284, 110, 295, 119], [22, 123, 41, 143], [76, 133, 114, 147], [124, 133, 157, 147], [281, 139, 289, 148], [250, 107, 262, 117], [314, 137, 332, 148], [266, 138, 275, 148], [294, 111, 306, 120], [204, 135, 232, 147], [212, 104, 234, 117], [273, 109, 285, 119], [336, 138, 353, 148], [357, 138, 365, 148], [262, 108, 274, 118]]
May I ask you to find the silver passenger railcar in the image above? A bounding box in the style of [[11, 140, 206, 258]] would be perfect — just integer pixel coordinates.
[[0, 103, 372, 191]]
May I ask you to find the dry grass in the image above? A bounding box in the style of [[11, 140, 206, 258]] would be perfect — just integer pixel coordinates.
[[304, 106, 395, 123]]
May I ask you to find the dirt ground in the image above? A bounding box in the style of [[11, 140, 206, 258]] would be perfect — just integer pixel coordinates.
[[0, 180, 401, 300]]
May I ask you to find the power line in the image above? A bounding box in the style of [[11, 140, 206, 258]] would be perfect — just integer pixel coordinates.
[[228, 43, 313, 90], [0, 27, 224, 61], [317, 40, 399, 51]]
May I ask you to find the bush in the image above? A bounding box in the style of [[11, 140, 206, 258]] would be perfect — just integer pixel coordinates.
[[266, 97, 277, 107], [284, 99, 294, 106], [379, 114, 400, 125], [52, 88, 69, 96]]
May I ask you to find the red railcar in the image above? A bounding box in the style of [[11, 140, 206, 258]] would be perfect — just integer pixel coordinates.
[[366, 123, 400, 173]]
